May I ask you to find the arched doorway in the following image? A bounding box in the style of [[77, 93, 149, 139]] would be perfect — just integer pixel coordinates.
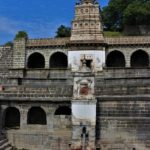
[[131, 50, 149, 67], [27, 107, 47, 125], [50, 52, 68, 68], [55, 106, 71, 115], [4, 107, 20, 129], [27, 52, 45, 68], [106, 51, 125, 67]]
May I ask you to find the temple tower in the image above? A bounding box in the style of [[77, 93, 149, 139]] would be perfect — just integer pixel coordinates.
[[70, 1, 105, 149], [71, 0, 104, 41]]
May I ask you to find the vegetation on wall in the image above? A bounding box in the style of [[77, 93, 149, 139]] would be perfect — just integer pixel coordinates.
[[15, 31, 28, 40], [4, 41, 13, 47]]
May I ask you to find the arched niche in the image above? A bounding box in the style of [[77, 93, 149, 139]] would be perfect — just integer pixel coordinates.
[[50, 52, 68, 69], [55, 106, 71, 115], [131, 50, 149, 67], [4, 107, 20, 129], [27, 107, 47, 125], [106, 51, 125, 67], [27, 52, 45, 68]]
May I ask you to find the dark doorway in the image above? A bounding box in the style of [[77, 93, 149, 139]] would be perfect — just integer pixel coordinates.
[[4, 107, 20, 129], [86, 60, 92, 69], [131, 50, 149, 67], [50, 52, 68, 68], [28, 52, 45, 68], [27, 107, 47, 125], [106, 51, 125, 67], [55, 106, 71, 115]]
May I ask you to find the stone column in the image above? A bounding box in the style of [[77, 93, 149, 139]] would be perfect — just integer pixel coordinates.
[[13, 38, 26, 69], [20, 107, 28, 129], [46, 107, 55, 132], [72, 72, 96, 150]]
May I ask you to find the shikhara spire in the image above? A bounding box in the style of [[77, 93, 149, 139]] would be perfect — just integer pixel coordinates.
[[80, 0, 97, 4], [71, 0, 104, 41]]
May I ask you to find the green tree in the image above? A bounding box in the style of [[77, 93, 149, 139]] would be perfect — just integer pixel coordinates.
[[123, 0, 150, 25], [102, 0, 150, 31], [15, 31, 28, 40], [55, 25, 71, 38], [102, 0, 132, 31]]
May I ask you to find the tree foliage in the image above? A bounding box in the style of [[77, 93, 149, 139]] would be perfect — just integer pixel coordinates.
[[15, 31, 28, 40], [123, 0, 150, 25], [55, 25, 71, 38], [102, 0, 150, 31]]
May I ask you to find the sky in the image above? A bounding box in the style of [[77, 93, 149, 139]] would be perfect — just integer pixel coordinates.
[[0, 0, 109, 45]]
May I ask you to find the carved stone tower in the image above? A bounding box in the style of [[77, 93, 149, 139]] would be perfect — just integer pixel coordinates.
[[71, 0, 104, 41], [70, 1, 105, 149]]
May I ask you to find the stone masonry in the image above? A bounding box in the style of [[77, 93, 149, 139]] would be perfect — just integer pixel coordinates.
[[0, 0, 150, 150]]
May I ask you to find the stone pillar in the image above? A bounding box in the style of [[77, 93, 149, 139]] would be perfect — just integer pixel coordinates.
[[71, 71, 96, 150], [20, 107, 28, 129], [46, 107, 55, 131], [13, 38, 26, 69]]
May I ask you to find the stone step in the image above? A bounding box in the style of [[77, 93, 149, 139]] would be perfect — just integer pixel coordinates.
[[5, 147, 12, 150], [0, 140, 11, 150], [0, 139, 8, 146]]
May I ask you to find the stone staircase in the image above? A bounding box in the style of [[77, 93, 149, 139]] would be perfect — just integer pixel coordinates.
[[0, 135, 12, 150]]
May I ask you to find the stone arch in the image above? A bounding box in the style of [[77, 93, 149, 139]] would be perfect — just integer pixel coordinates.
[[106, 50, 126, 67], [55, 106, 71, 115], [27, 52, 45, 68], [131, 50, 149, 67], [27, 107, 47, 125], [4, 107, 20, 129], [50, 52, 68, 68]]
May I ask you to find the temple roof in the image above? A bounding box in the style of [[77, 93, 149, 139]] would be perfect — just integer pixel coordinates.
[[105, 36, 150, 45], [27, 37, 70, 47], [26, 36, 150, 47]]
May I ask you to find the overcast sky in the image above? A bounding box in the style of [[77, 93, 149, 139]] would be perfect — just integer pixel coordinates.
[[0, 0, 109, 45]]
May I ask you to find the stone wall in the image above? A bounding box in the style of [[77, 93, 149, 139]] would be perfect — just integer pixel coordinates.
[[13, 38, 26, 69], [0, 46, 13, 77], [96, 100, 150, 150], [106, 46, 150, 67], [0, 102, 72, 150], [26, 48, 68, 69]]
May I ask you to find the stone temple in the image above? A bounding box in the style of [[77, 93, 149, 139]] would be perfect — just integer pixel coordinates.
[[0, 0, 150, 150]]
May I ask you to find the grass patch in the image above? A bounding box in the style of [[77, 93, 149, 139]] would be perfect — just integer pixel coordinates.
[[104, 31, 123, 37]]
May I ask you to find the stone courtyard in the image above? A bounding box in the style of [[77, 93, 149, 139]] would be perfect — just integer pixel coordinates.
[[0, 0, 150, 150]]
